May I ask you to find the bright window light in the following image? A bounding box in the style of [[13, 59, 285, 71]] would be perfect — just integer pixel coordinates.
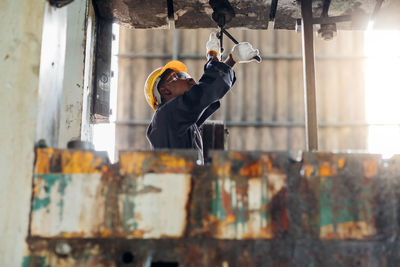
[[93, 24, 119, 162], [365, 29, 400, 157]]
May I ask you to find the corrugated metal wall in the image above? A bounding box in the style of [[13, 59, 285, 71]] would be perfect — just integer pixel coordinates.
[[116, 28, 367, 153]]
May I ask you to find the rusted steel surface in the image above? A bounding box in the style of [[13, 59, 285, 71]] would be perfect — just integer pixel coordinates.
[[118, 151, 196, 238], [26, 238, 399, 266], [31, 149, 197, 239], [190, 151, 289, 239], [31, 149, 110, 238], [28, 149, 400, 266], [297, 152, 395, 240]]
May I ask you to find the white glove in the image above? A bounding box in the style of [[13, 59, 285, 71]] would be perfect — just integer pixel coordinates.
[[206, 31, 220, 58], [231, 42, 261, 63]]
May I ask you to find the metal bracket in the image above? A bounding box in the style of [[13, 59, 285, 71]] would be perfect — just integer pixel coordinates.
[[49, 0, 74, 8], [209, 0, 260, 62], [269, 0, 279, 29], [167, 0, 175, 30], [209, 0, 235, 56], [209, 0, 235, 28]]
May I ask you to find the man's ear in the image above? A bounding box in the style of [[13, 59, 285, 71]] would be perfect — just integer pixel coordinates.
[[159, 86, 171, 96]]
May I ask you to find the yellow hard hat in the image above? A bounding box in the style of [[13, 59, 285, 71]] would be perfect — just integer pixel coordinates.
[[144, 60, 187, 110]]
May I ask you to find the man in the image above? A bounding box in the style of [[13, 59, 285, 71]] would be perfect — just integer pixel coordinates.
[[144, 31, 260, 164]]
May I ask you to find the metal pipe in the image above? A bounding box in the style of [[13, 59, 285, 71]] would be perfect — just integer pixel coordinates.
[[269, 0, 279, 21], [321, 0, 331, 17], [167, 0, 175, 30], [301, 0, 318, 151]]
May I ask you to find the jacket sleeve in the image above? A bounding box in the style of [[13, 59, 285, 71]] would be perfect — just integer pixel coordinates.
[[170, 59, 236, 133]]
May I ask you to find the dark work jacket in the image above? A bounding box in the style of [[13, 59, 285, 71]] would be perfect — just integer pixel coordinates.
[[146, 59, 236, 160]]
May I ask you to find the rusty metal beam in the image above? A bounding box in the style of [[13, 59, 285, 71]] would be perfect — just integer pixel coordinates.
[[27, 149, 400, 265], [301, 0, 318, 151]]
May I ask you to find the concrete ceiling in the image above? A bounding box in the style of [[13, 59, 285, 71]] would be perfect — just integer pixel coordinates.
[[93, 0, 400, 30]]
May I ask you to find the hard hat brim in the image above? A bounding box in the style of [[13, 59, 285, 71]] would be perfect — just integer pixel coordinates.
[[146, 60, 187, 110], [160, 60, 187, 75]]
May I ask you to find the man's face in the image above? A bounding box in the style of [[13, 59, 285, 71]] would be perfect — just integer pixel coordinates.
[[159, 70, 196, 100]]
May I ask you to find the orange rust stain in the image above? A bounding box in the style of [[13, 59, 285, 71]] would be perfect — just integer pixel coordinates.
[[32, 178, 43, 197], [242, 228, 272, 239], [62, 151, 103, 173], [260, 225, 274, 238], [338, 157, 346, 169], [120, 152, 144, 175], [35, 148, 55, 174], [217, 162, 231, 176], [60, 231, 85, 238], [301, 163, 313, 177], [230, 152, 244, 160], [160, 154, 193, 172], [120, 152, 193, 175], [225, 214, 236, 224], [240, 162, 262, 176], [261, 155, 273, 170], [320, 221, 376, 240], [160, 154, 186, 167], [126, 229, 150, 238], [220, 178, 235, 223], [320, 161, 336, 176], [320, 224, 338, 239], [99, 228, 113, 238], [363, 158, 379, 178], [35, 149, 106, 174], [191, 214, 220, 236]]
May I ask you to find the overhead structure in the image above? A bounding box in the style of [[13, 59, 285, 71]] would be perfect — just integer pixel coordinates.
[[93, 0, 400, 30]]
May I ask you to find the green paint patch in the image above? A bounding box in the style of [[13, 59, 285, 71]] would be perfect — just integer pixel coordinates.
[[32, 174, 72, 213], [211, 179, 226, 220], [32, 197, 51, 211], [319, 178, 373, 227], [320, 178, 333, 226], [22, 256, 51, 267]]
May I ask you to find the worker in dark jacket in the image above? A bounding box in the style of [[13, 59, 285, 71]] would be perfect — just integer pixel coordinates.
[[144, 31, 260, 163]]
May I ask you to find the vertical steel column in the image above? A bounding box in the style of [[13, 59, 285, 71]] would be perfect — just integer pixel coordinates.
[[92, 18, 113, 122], [301, 0, 318, 151]]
